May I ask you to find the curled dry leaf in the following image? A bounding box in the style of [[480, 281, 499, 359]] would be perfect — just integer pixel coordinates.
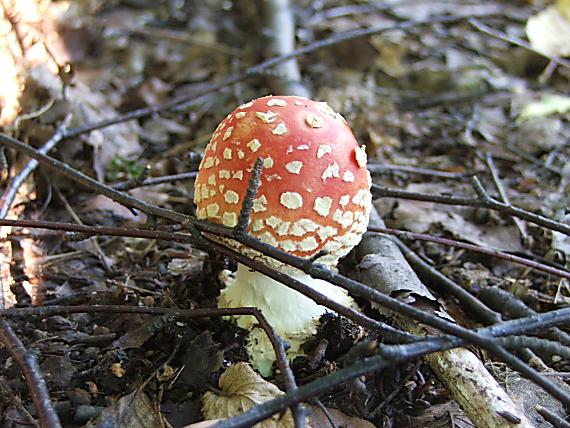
[[202, 362, 295, 428]]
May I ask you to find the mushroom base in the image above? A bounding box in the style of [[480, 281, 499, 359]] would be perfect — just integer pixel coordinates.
[[218, 263, 356, 375]]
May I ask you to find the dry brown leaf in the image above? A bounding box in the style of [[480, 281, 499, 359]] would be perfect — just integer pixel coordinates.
[[309, 407, 375, 428], [202, 362, 295, 428], [88, 391, 164, 428]]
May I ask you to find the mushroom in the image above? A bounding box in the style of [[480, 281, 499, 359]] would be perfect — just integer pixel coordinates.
[[194, 95, 372, 375]]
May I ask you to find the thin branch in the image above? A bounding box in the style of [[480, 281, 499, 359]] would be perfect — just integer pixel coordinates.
[[0, 115, 71, 218], [367, 163, 473, 179], [0, 320, 62, 428], [483, 152, 528, 241], [469, 18, 570, 69], [111, 171, 198, 191], [235, 158, 263, 234], [371, 181, 570, 236], [535, 405, 570, 428], [0, 133, 193, 226], [58, 12, 507, 139], [368, 226, 570, 280]]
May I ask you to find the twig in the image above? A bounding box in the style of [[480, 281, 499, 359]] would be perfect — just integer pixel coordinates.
[[367, 163, 472, 179], [483, 153, 528, 241], [0, 217, 414, 343], [1, 135, 570, 407], [479, 287, 570, 347], [536, 405, 570, 428], [468, 18, 570, 69], [111, 171, 198, 191], [371, 181, 570, 236], [0, 133, 193, 226], [390, 237, 502, 325], [368, 226, 570, 280], [0, 115, 71, 219], [57, 12, 507, 139], [0, 320, 62, 428], [235, 158, 263, 234]]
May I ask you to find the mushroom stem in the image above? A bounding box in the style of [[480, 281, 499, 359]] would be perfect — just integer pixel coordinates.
[[219, 263, 356, 374]]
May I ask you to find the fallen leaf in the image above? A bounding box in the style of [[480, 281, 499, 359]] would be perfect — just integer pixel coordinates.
[[518, 95, 570, 121], [526, 4, 570, 57], [88, 391, 164, 428], [309, 407, 375, 428], [202, 362, 295, 428]]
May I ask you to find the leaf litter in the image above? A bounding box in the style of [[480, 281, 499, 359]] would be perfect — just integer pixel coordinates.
[[0, 0, 569, 427]]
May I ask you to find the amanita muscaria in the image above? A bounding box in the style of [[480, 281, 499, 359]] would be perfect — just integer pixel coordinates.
[[194, 95, 372, 374]]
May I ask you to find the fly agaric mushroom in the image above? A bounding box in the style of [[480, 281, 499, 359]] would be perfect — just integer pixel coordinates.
[[194, 95, 372, 374]]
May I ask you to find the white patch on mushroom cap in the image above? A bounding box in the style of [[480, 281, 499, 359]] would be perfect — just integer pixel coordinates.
[[265, 216, 281, 229], [206, 203, 220, 217], [352, 189, 370, 207], [201, 186, 209, 200], [313, 196, 333, 217], [197, 208, 207, 219], [267, 99, 288, 107], [258, 231, 278, 247], [253, 195, 268, 212], [279, 240, 297, 252], [219, 170, 231, 179], [208, 175, 216, 185], [322, 162, 340, 181], [235, 112, 246, 119], [224, 190, 240, 204], [285, 161, 303, 174], [290, 218, 319, 237], [252, 219, 264, 232], [223, 127, 233, 141], [223, 148, 232, 159], [276, 221, 290, 236], [342, 171, 355, 183], [354, 145, 367, 168], [263, 157, 274, 169], [232, 170, 244, 180], [316, 145, 332, 159], [339, 195, 350, 207], [222, 212, 238, 227], [297, 144, 310, 150], [318, 225, 338, 241], [316, 102, 338, 118], [272, 123, 288, 135], [332, 209, 354, 229], [202, 157, 215, 169], [247, 139, 261, 152], [298, 236, 319, 252], [280, 192, 303, 210], [255, 111, 277, 123], [305, 113, 324, 128], [237, 149, 245, 159]]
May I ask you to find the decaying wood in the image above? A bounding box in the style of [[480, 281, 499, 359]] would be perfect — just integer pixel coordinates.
[[355, 207, 535, 428]]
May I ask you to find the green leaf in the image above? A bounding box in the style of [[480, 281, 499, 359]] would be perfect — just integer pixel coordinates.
[[518, 95, 570, 122]]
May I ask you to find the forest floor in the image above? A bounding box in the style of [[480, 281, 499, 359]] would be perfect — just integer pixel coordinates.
[[0, 0, 569, 427]]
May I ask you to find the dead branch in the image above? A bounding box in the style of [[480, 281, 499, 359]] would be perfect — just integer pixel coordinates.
[[368, 226, 570, 280], [1, 132, 569, 412], [0, 320, 62, 428], [358, 209, 535, 427], [372, 178, 570, 236]]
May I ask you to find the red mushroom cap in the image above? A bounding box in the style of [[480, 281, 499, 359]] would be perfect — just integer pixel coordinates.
[[194, 95, 372, 267]]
